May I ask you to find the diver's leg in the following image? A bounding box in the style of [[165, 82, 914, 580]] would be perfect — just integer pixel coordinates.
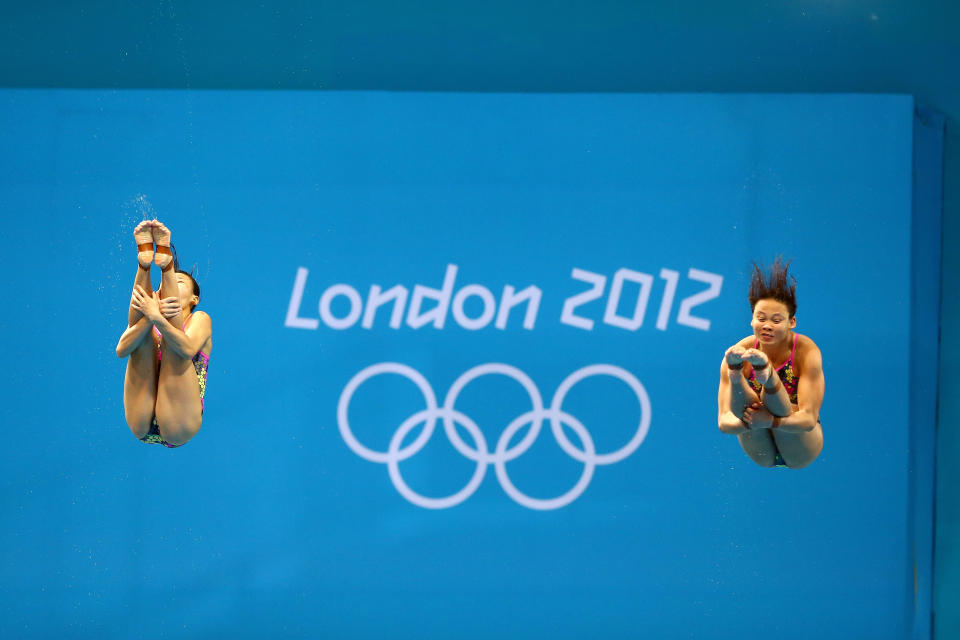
[[727, 349, 779, 467], [152, 221, 185, 328], [129, 221, 155, 326], [743, 349, 792, 417], [154, 350, 202, 446], [725, 347, 761, 417], [772, 419, 824, 469], [123, 324, 158, 439], [151, 221, 202, 446], [727, 370, 760, 418]]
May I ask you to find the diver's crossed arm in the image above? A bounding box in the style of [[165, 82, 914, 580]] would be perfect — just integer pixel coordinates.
[[718, 410, 750, 434], [152, 311, 211, 360], [116, 316, 154, 358]]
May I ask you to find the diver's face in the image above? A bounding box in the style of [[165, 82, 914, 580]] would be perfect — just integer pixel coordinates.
[[751, 299, 795, 346], [175, 274, 198, 312]]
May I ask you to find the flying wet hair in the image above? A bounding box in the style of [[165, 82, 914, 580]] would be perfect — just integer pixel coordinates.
[[748, 257, 796, 317], [169, 243, 201, 308]]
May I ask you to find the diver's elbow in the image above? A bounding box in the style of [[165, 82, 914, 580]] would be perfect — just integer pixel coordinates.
[[800, 409, 819, 431]]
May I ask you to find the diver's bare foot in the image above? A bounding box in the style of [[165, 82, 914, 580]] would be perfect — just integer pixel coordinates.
[[134, 220, 155, 269], [743, 349, 771, 385], [151, 220, 173, 270], [725, 346, 746, 373]]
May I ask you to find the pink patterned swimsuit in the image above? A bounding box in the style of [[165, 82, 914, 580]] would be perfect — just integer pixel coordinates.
[[140, 317, 209, 449]]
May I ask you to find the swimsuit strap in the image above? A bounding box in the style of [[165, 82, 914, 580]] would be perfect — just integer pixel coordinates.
[[790, 332, 797, 363]]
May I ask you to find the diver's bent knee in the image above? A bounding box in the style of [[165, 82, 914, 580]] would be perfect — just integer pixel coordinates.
[[742, 449, 777, 467], [161, 432, 194, 447], [784, 456, 817, 470], [125, 413, 154, 440], [153, 418, 201, 446], [155, 425, 197, 447]]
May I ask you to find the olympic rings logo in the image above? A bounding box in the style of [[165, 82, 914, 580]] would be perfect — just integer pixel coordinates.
[[337, 363, 651, 510]]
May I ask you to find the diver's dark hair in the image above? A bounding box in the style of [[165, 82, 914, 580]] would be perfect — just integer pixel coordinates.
[[748, 257, 796, 317], [169, 243, 201, 309]]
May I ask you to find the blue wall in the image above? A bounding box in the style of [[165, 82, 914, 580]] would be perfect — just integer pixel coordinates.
[[0, 89, 938, 638], [0, 2, 957, 637]]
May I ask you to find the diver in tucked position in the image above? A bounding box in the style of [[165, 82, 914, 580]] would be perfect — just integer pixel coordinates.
[[116, 220, 212, 448], [717, 259, 824, 468]]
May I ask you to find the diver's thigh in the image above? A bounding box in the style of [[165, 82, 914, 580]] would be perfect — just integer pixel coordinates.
[[154, 356, 202, 442], [737, 429, 778, 467], [772, 424, 823, 469], [122, 339, 158, 438]]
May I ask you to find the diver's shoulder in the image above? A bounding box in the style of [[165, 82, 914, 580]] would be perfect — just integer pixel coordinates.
[[187, 310, 212, 328], [794, 333, 822, 360]]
